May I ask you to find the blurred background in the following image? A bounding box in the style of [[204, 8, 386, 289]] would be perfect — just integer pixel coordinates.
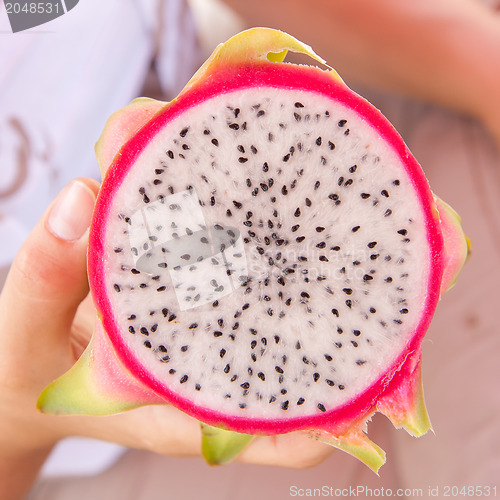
[[1, 0, 498, 498]]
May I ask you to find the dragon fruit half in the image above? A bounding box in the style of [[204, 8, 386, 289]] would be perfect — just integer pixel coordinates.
[[38, 28, 469, 472]]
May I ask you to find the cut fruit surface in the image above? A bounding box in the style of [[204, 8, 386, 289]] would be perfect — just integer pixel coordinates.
[[39, 28, 468, 470]]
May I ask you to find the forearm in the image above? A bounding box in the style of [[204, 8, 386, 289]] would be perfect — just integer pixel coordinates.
[[221, 0, 500, 131], [0, 389, 61, 499], [0, 444, 53, 500]]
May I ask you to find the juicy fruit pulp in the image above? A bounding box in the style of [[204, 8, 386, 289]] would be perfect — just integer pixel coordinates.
[[38, 28, 468, 472]]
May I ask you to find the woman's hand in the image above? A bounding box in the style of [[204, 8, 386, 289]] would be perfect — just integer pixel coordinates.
[[0, 179, 332, 500]]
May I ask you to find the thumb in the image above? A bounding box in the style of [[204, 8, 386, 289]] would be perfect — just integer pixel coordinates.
[[0, 179, 99, 350]]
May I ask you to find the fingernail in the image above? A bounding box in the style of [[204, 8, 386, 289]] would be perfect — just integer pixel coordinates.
[[48, 181, 96, 241]]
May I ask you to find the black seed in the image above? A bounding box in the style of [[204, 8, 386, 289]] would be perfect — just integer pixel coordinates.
[[338, 119, 347, 127], [385, 277, 393, 283], [361, 193, 371, 199], [343, 288, 353, 295], [384, 209, 392, 217], [353, 330, 361, 336], [394, 319, 403, 325], [113, 284, 121, 292], [300, 291, 310, 299], [181, 345, 188, 352], [143, 341, 152, 348], [281, 401, 289, 410], [381, 189, 389, 197], [305, 197, 312, 207], [393, 179, 400, 186], [363, 274, 373, 281], [220, 349, 227, 358], [331, 308, 339, 317], [313, 372, 320, 382], [316, 136, 322, 146], [346, 299, 352, 308], [240, 382, 250, 389], [297, 397, 305, 405], [180, 375, 188, 383], [128, 326, 135, 334], [257, 109, 265, 117], [400, 308, 409, 314], [214, 331, 223, 337], [229, 123, 239, 130], [370, 254, 380, 260], [252, 188, 259, 196], [295, 102, 304, 108]]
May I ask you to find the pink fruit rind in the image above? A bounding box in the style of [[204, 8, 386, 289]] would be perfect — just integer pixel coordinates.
[[88, 60, 445, 436]]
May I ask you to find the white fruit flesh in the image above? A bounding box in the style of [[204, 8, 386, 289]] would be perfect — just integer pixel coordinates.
[[103, 87, 430, 420]]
